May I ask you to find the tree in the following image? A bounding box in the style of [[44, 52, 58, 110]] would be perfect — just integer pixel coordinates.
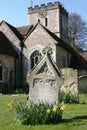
[[68, 13, 87, 51]]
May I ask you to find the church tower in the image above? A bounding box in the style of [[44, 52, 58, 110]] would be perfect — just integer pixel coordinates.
[[28, 1, 68, 43]]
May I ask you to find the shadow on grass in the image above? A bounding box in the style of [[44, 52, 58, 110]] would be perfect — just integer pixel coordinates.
[[79, 102, 87, 104], [62, 115, 87, 123]]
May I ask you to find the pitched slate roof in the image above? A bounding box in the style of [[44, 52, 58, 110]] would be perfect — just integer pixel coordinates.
[[17, 25, 33, 38], [0, 31, 18, 57], [80, 52, 87, 61], [70, 54, 87, 69], [0, 21, 24, 41]]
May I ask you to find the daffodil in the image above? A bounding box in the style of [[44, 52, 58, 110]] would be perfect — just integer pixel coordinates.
[[52, 105, 58, 112], [46, 109, 51, 114], [62, 101, 64, 105], [60, 104, 66, 111], [8, 100, 14, 110], [27, 105, 31, 109], [64, 89, 69, 94]]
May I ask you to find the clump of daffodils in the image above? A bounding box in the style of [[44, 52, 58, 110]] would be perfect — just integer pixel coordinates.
[[46, 102, 66, 114], [59, 88, 78, 103], [8, 100, 66, 125]]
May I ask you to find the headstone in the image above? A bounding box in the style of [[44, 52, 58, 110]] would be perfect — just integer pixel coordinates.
[[61, 68, 79, 101], [78, 75, 87, 93], [27, 46, 63, 104]]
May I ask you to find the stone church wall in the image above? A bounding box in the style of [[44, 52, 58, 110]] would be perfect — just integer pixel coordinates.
[[0, 22, 22, 88], [56, 45, 71, 68], [0, 54, 15, 92]]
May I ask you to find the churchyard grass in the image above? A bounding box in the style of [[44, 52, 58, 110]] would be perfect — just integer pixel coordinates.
[[0, 94, 87, 130]]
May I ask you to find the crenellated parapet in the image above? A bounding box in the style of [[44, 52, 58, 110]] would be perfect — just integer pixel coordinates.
[[28, 1, 68, 16]]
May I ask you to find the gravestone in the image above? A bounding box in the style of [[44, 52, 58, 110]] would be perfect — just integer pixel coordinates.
[[27, 46, 63, 104], [61, 68, 79, 101], [78, 75, 87, 93]]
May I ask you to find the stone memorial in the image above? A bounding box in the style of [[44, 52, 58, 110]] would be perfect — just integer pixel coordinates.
[[27, 46, 63, 104], [61, 68, 79, 101]]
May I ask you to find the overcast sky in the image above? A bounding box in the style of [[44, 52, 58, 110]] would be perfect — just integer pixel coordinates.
[[0, 0, 87, 27]]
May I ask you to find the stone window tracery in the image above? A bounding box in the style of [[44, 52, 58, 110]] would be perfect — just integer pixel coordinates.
[[30, 50, 41, 69]]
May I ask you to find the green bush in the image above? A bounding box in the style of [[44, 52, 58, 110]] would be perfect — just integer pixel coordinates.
[[8, 101, 66, 125]]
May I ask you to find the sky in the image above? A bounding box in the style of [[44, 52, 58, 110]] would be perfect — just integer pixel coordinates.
[[0, 0, 87, 27]]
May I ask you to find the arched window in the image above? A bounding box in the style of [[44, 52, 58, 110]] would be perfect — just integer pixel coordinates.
[[30, 50, 41, 69]]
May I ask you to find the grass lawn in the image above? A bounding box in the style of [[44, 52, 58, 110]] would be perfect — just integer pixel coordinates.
[[0, 94, 87, 130]]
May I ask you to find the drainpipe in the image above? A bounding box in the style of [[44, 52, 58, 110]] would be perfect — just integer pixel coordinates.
[[20, 41, 24, 89], [14, 57, 16, 90]]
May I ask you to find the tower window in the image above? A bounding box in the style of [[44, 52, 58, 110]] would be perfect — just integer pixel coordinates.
[[38, 19, 40, 23], [45, 18, 48, 26]]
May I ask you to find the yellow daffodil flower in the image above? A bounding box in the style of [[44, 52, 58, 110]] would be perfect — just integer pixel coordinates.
[[27, 105, 31, 109], [46, 109, 51, 114], [52, 105, 58, 112], [60, 105, 66, 111], [64, 89, 69, 94], [8, 100, 14, 110], [62, 101, 64, 105]]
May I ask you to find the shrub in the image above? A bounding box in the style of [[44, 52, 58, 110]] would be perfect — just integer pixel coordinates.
[[8, 101, 66, 125]]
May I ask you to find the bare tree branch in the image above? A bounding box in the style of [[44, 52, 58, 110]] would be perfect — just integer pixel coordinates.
[[68, 13, 87, 51]]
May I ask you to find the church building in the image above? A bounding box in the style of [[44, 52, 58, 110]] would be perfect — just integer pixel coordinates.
[[0, 1, 87, 93]]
